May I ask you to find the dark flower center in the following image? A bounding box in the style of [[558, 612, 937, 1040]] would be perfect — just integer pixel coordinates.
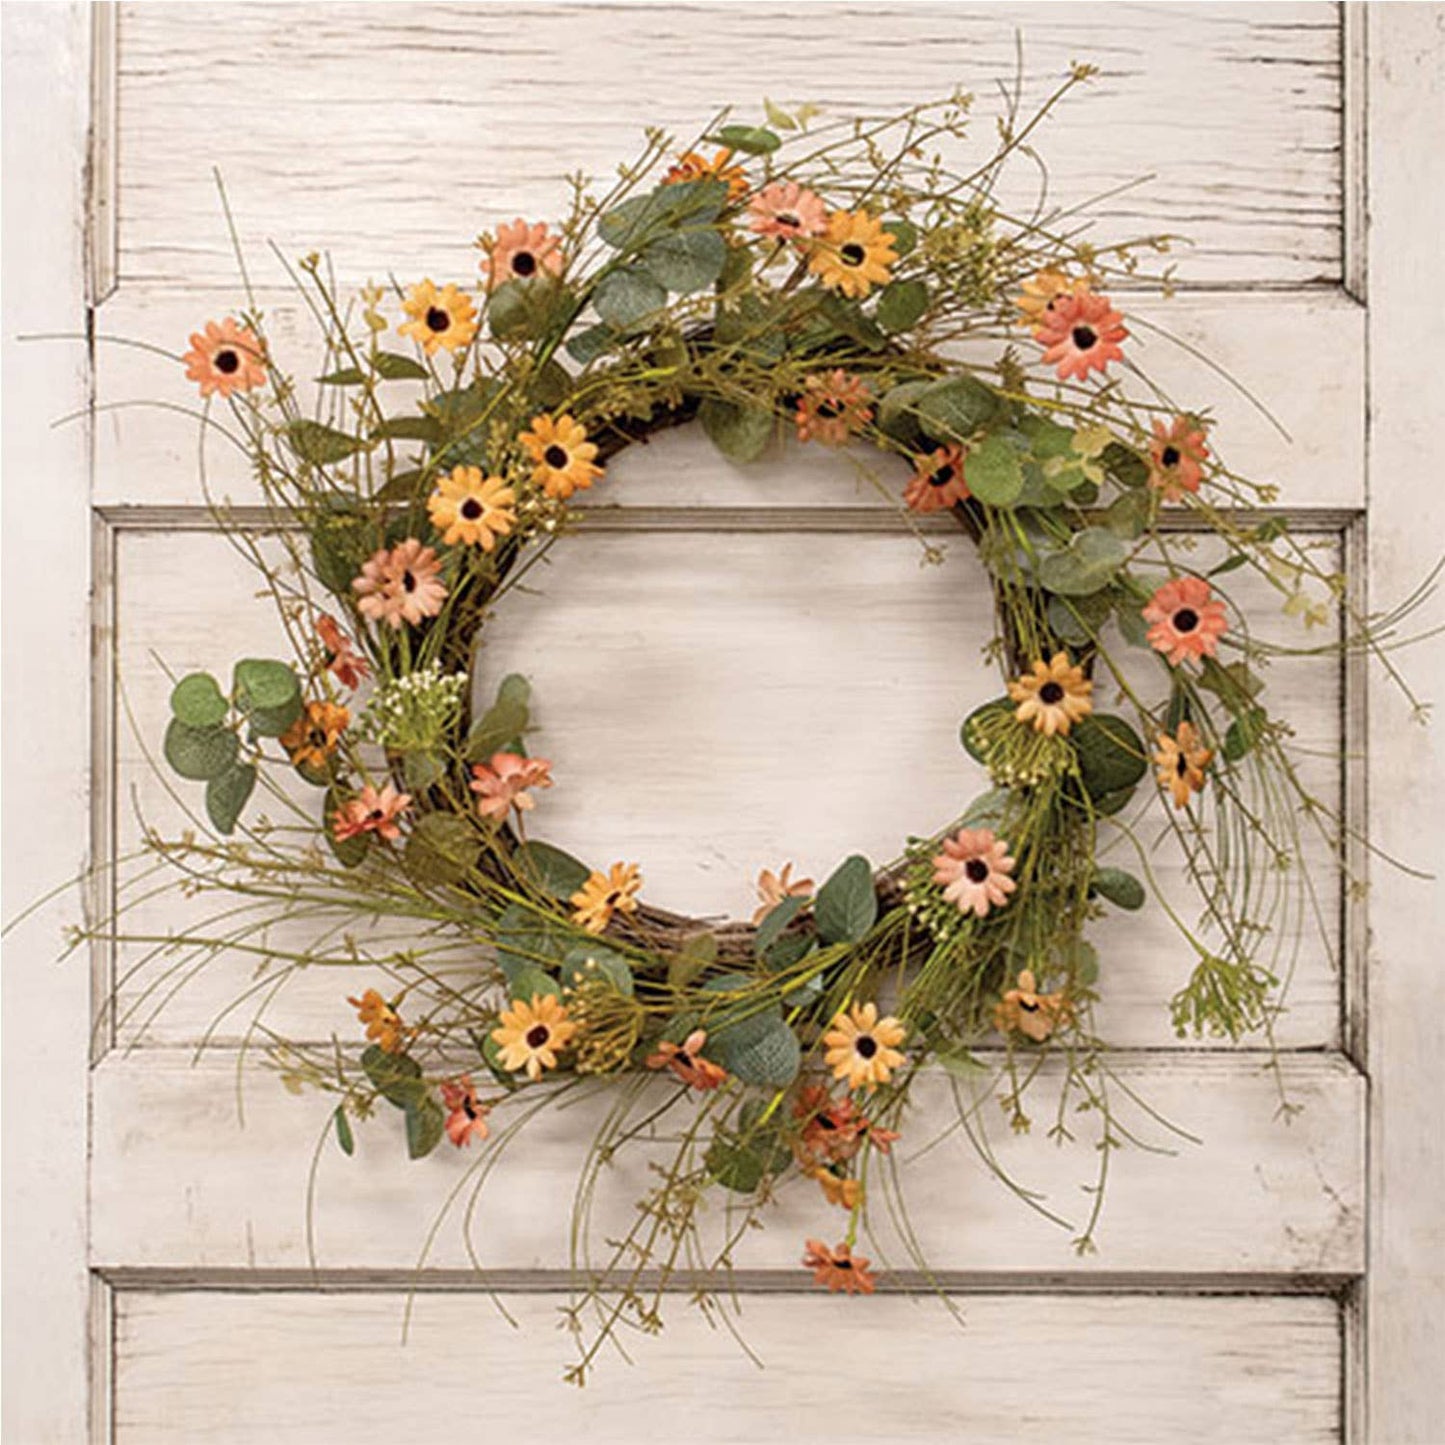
[[854, 1035, 879, 1059], [1071, 325, 1098, 350], [1039, 681, 1065, 705], [816, 1114, 837, 1131], [1173, 608, 1199, 632], [604, 889, 623, 907], [815, 400, 843, 419], [425, 306, 451, 332], [460, 497, 484, 520], [964, 858, 990, 883], [1161, 445, 1181, 468], [777, 211, 800, 230], [463, 1097, 481, 1119], [214, 348, 240, 375], [367, 808, 385, 823], [928, 464, 956, 488], [525, 1024, 550, 1049], [1176, 754, 1190, 776], [402, 570, 417, 593], [511, 251, 537, 278], [835, 1257, 854, 1269], [1019, 997, 1040, 1012], [841, 242, 867, 267], [543, 444, 569, 469]]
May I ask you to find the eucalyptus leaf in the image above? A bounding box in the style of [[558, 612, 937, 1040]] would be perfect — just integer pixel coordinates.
[[1072, 714, 1149, 799], [667, 931, 717, 991], [1038, 528, 1130, 597], [403, 812, 480, 887], [233, 658, 301, 713], [754, 894, 806, 958], [875, 379, 933, 449], [699, 397, 773, 464], [493, 901, 568, 982], [707, 123, 780, 154], [170, 672, 228, 728], [285, 419, 365, 466], [965, 434, 1025, 507], [593, 265, 668, 330], [814, 854, 876, 945], [1090, 866, 1146, 911], [163, 719, 239, 782], [562, 942, 634, 998], [915, 374, 1000, 444], [514, 840, 591, 899], [882, 217, 917, 256], [404, 1096, 445, 1160], [597, 180, 727, 251], [361, 1045, 425, 1110], [205, 762, 256, 835], [875, 278, 928, 333], [566, 323, 619, 365]]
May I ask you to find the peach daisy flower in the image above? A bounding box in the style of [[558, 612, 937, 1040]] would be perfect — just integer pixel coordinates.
[[398, 279, 478, 356], [346, 988, 409, 1055], [570, 862, 643, 935], [663, 147, 749, 200], [751, 862, 814, 925], [482, 218, 564, 289], [1034, 288, 1128, 381], [331, 782, 412, 843], [645, 1029, 728, 1090], [316, 613, 369, 689], [793, 1084, 899, 1165], [427, 466, 516, 551], [469, 751, 554, 822], [1148, 415, 1211, 501], [1014, 268, 1090, 327], [811, 1167, 863, 1210], [1007, 652, 1094, 736], [279, 699, 350, 772], [802, 1238, 876, 1295], [440, 1076, 491, 1148], [352, 539, 448, 630], [747, 180, 828, 241], [519, 413, 603, 500], [808, 209, 898, 299], [183, 318, 267, 398], [1142, 576, 1228, 665], [794, 369, 873, 447], [993, 968, 1072, 1043], [931, 828, 1018, 919], [490, 993, 577, 1082], [823, 1003, 907, 1093], [1154, 721, 1215, 809], [903, 444, 970, 513]]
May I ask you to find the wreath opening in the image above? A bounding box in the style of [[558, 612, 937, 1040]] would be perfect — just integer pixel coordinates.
[[85, 76, 1432, 1382]]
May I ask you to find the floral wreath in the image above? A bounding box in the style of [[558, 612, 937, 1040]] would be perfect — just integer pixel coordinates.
[[119, 75, 1419, 1381]]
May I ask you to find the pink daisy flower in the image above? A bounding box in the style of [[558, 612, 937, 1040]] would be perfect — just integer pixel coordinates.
[[795, 369, 873, 447], [747, 181, 828, 242], [1148, 415, 1211, 501], [468, 751, 554, 822], [1034, 289, 1128, 382], [903, 445, 970, 513], [931, 828, 1018, 919], [1142, 576, 1228, 665], [331, 782, 412, 843], [482, 219, 564, 289], [351, 539, 447, 631], [440, 1076, 491, 1148], [316, 613, 370, 689]]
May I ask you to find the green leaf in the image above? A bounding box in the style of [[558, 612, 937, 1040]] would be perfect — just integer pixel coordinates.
[[403, 812, 480, 887], [643, 228, 728, 294], [247, 694, 304, 739], [317, 366, 366, 386], [959, 786, 1011, 829], [1038, 528, 1130, 597], [1091, 785, 1138, 817], [707, 123, 780, 154], [309, 508, 377, 594], [882, 217, 917, 256], [361, 1045, 425, 1110], [504, 963, 560, 1007], [170, 672, 228, 728], [514, 840, 591, 900], [478, 1031, 522, 1091], [402, 750, 446, 793], [530, 358, 573, 410], [698, 397, 773, 464], [667, 931, 717, 991], [233, 658, 301, 713], [372, 350, 430, 381], [493, 901, 568, 983], [814, 854, 876, 945], [371, 413, 443, 444], [1046, 590, 1113, 646], [566, 323, 619, 366], [562, 942, 634, 998], [1199, 658, 1264, 715], [915, 374, 1000, 444], [875, 379, 933, 449], [597, 180, 728, 251], [1103, 442, 1150, 488], [1224, 707, 1269, 761], [702, 982, 801, 1087], [466, 673, 530, 759], [1116, 594, 1151, 649], [592, 265, 668, 330], [1102, 489, 1152, 540], [284, 419, 365, 466], [960, 697, 1013, 765], [1091, 867, 1146, 911], [488, 277, 570, 342], [163, 719, 239, 782], [404, 1096, 445, 1160], [754, 894, 806, 958], [1072, 714, 1149, 799], [875, 278, 928, 333], [1208, 552, 1250, 579], [763, 97, 798, 132], [704, 1129, 791, 1193], [205, 762, 256, 835], [333, 1106, 355, 1157], [966, 434, 1024, 507]]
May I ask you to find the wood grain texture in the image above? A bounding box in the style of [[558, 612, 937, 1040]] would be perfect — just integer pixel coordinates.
[[111, 1288, 1342, 1443], [90, 1051, 1363, 1276], [112, 2, 1344, 290]]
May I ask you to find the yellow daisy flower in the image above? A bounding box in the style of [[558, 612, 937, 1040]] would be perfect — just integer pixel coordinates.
[[519, 413, 604, 500], [490, 993, 578, 1082], [1007, 652, 1094, 737], [570, 862, 642, 935], [427, 466, 517, 550], [808, 210, 898, 299], [822, 1002, 907, 1093], [398, 279, 478, 356]]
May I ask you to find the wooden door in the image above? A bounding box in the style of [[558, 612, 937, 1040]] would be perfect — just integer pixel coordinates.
[[4, 4, 1442, 1441]]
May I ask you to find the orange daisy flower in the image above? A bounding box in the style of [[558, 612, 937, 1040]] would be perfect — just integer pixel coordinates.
[[398, 279, 478, 356], [1014, 268, 1090, 327], [482, 218, 564, 290], [183, 318, 267, 398], [793, 1084, 899, 1165], [993, 968, 1072, 1043], [440, 1076, 491, 1148], [751, 862, 814, 925], [1007, 652, 1094, 736], [802, 1238, 877, 1295], [663, 147, 748, 200], [346, 987, 409, 1054], [316, 613, 369, 689], [469, 751, 554, 822], [1148, 415, 1211, 501], [811, 1167, 863, 1210], [822, 1003, 907, 1093], [747, 180, 828, 241], [352, 539, 448, 630], [570, 862, 643, 935], [903, 444, 970, 513], [490, 993, 578, 1082], [1154, 721, 1214, 808], [931, 828, 1017, 919], [1142, 576, 1228, 665], [331, 782, 412, 843], [279, 699, 350, 772], [808, 209, 898, 299], [518, 414, 603, 500], [1034, 289, 1128, 381], [645, 1029, 728, 1090], [427, 466, 516, 551], [795, 369, 873, 447]]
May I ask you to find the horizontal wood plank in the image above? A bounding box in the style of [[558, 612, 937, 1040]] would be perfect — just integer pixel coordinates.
[[113, 2, 1344, 290]]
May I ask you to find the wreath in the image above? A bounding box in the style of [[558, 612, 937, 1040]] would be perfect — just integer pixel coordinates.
[[115, 74, 1415, 1381]]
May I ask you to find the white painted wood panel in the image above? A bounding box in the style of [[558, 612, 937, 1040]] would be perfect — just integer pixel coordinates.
[[111, 1289, 1343, 1444], [113, 2, 1344, 291], [90, 1053, 1363, 1276]]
